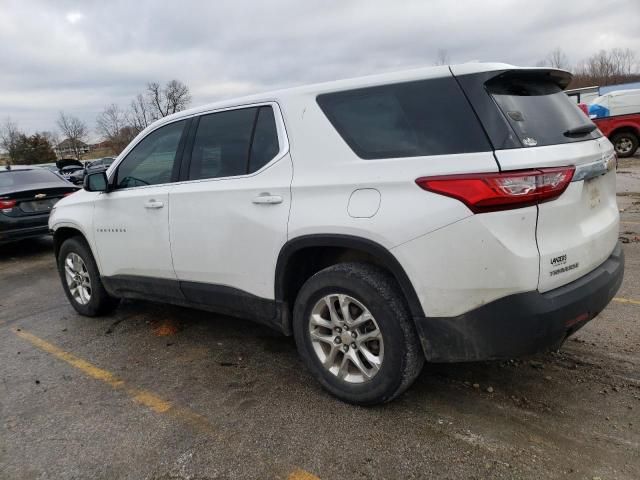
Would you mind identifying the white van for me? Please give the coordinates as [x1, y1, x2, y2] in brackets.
[589, 88, 640, 118]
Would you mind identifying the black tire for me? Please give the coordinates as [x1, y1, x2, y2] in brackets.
[292, 262, 424, 405]
[611, 131, 639, 158]
[57, 236, 119, 316]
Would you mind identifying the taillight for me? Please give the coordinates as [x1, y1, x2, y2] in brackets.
[64, 191, 76, 197]
[416, 167, 575, 213]
[0, 199, 17, 210]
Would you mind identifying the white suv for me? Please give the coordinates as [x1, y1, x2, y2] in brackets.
[50, 63, 624, 405]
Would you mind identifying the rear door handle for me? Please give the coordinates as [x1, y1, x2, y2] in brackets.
[252, 193, 283, 205]
[144, 199, 164, 209]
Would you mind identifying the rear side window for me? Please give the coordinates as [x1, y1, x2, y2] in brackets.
[486, 76, 602, 147]
[316, 78, 491, 159]
[188, 105, 281, 181]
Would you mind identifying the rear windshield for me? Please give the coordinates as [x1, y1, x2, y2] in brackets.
[0, 169, 61, 188]
[317, 77, 491, 159]
[486, 76, 602, 147]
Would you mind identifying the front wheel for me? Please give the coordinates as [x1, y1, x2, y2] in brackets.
[611, 132, 639, 158]
[293, 262, 424, 405]
[57, 237, 119, 316]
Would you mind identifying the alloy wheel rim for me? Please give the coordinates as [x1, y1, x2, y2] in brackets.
[308, 294, 384, 384]
[64, 253, 92, 305]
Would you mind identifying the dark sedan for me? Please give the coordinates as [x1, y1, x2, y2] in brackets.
[0, 166, 79, 243]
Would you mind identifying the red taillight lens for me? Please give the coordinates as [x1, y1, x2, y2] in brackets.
[64, 191, 76, 197]
[416, 167, 575, 213]
[0, 199, 17, 209]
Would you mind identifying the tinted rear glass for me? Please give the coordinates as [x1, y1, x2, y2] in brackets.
[249, 106, 280, 173]
[0, 169, 61, 189]
[486, 76, 602, 147]
[317, 77, 491, 159]
[189, 108, 257, 180]
[188, 106, 281, 181]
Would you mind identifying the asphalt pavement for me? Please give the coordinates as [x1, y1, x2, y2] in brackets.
[1, 155, 639, 480]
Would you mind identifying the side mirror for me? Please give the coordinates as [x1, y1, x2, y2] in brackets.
[84, 171, 109, 192]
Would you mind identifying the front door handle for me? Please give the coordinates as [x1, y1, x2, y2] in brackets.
[252, 193, 283, 205]
[144, 199, 164, 209]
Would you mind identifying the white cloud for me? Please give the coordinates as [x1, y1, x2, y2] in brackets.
[65, 11, 84, 24]
[0, 0, 638, 133]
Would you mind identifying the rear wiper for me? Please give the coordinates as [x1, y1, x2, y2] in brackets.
[564, 124, 597, 137]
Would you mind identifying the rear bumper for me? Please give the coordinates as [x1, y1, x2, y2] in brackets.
[0, 214, 51, 243]
[415, 242, 625, 362]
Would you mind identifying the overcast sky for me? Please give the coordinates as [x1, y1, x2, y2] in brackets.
[1, 0, 639, 139]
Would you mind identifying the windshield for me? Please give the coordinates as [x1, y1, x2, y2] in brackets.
[487, 76, 601, 147]
[0, 169, 61, 188]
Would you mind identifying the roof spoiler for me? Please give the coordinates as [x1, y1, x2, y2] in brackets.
[485, 68, 573, 90]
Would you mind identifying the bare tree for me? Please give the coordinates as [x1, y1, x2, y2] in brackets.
[434, 49, 450, 66]
[96, 104, 135, 154]
[0, 117, 22, 163]
[128, 93, 153, 133]
[57, 112, 88, 160]
[39, 130, 59, 149]
[146, 79, 192, 118]
[610, 47, 636, 76]
[546, 47, 570, 70]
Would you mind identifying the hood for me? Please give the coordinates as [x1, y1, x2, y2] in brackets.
[56, 158, 84, 169]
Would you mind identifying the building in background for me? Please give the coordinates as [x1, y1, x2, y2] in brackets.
[54, 138, 90, 159]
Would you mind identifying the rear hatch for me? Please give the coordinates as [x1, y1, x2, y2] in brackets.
[454, 67, 619, 292]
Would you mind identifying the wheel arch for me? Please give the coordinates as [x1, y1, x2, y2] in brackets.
[275, 234, 425, 332]
[53, 226, 89, 259]
[610, 124, 640, 137]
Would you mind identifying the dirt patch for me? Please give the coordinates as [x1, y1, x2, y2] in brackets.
[151, 318, 180, 336]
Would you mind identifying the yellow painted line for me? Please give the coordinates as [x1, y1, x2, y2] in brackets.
[15, 329, 124, 387]
[13, 328, 213, 432]
[613, 297, 640, 306]
[13, 328, 321, 480]
[288, 469, 321, 480]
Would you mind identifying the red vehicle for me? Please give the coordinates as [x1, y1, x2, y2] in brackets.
[592, 113, 640, 158]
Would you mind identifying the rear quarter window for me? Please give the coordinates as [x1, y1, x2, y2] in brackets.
[317, 77, 491, 159]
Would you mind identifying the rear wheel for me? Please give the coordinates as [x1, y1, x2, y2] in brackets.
[293, 262, 424, 405]
[611, 131, 639, 158]
[57, 237, 119, 316]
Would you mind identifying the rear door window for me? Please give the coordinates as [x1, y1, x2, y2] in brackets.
[316, 77, 491, 159]
[486, 76, 602, 147]
[249, 107, 280, 173]
[188, 105, 281, 180]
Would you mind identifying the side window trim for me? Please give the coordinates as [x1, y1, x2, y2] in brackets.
[110, 118, 191, 191]
[179, 101, 288, 185]
[245, 107, 262, 174]
[177, 116, 200, 182]
[170, 117, 194, 183]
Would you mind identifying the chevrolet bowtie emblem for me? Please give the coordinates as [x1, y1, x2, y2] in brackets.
[34, 193, 47, 199]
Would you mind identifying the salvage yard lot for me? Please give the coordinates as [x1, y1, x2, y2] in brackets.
[1, 157, 640, 480]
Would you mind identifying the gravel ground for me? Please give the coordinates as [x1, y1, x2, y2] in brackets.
[1, 155, 639, 480]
